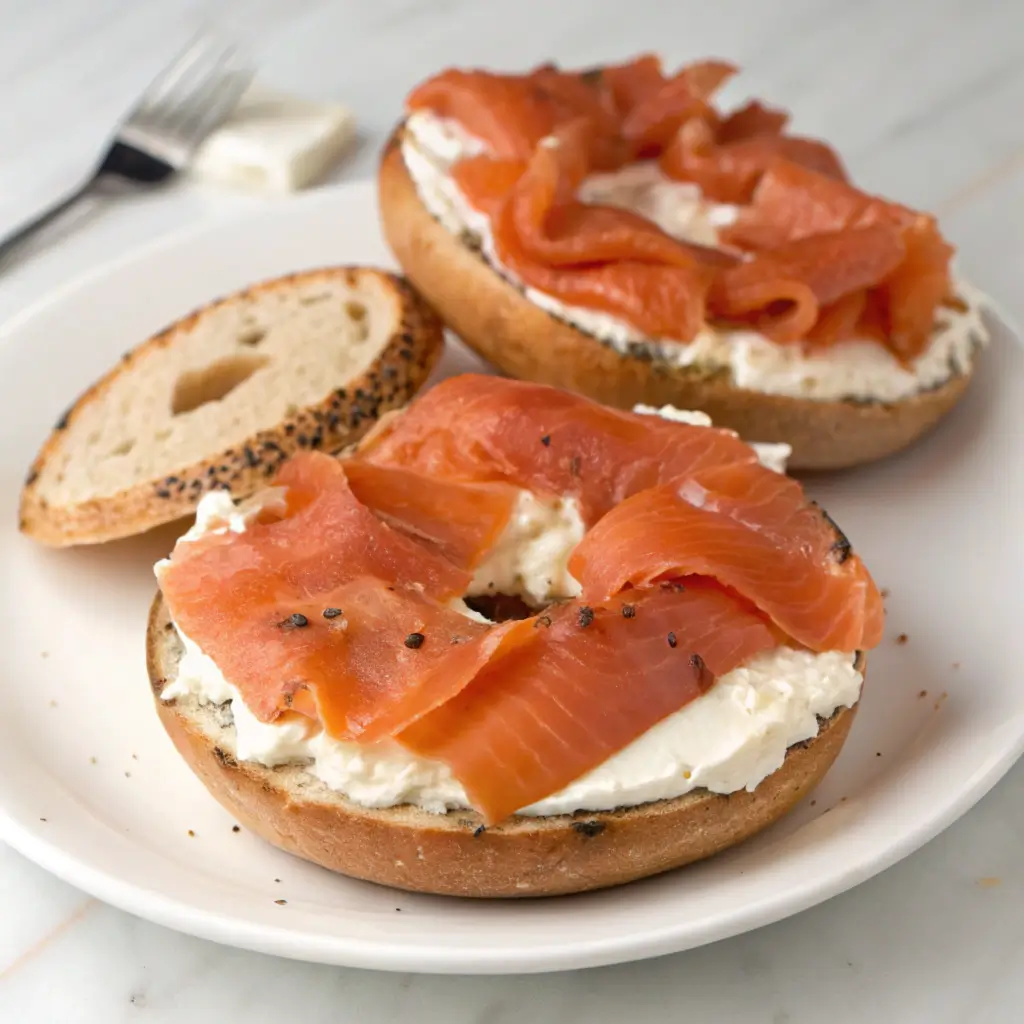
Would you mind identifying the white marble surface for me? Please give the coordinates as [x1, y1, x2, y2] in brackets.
[1, 0, 1023, 1019]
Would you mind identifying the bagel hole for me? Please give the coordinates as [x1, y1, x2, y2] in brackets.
[171, 354, 269, 416]
[462, 594, 536, 623]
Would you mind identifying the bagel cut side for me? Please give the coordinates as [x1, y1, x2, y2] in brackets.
[148, 594, 862, 899]
[378, 133, 974, 472]
[20, 267, 443, 547]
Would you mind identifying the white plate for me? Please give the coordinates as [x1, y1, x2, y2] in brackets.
[0, 181, 1020, 974]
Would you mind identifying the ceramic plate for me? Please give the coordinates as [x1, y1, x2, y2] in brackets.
[0, 182, 1020, 974]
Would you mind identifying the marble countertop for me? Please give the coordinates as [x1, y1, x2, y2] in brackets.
[2, 1, 1023, 1020]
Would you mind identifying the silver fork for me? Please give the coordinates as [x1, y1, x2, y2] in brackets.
[0, 32, 254, 269]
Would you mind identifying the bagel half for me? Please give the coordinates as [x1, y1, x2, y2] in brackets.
[147, 593, 862, 899]
[20, 267, 443, 547]
[378, 133, 973, 472]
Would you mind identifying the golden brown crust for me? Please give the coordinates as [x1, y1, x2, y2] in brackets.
[19, 268, 444, 547]
[147, 594, 861, 898]
[378, 134, 973, 471]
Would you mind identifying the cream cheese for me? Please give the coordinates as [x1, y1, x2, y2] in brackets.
[164, 625, 860, 815]
[468, 490, 585, 605]
[402, 110, 990, 404]
[158, 485, 860, 816]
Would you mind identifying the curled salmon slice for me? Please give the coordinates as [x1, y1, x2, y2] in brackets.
[716, 99, 789, 143]
[661, 116, 847, 204]
[570, 461, 883, 652]
[708, 224, 907, 341]
[620, 60, 736, 155]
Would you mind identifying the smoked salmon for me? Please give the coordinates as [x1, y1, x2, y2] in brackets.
[159, 376, 883, 823]
[406, 55, 955, 359]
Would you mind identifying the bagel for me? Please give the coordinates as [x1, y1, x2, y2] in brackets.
[148, 592, 861, 899]
[149, 375, 879, 898]
[377, 57, 990, 471]
[20, 267, 443, 547]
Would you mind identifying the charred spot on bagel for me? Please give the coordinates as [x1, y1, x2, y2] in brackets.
[212, 746, 237, 769]
[813, 503, 852, 563]
[571, 820, 606, 838]
[473, 824, 487, 837]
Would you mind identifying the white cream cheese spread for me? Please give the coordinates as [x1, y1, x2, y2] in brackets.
[158, 439, 861, 816]
[401, 110, 990, 404]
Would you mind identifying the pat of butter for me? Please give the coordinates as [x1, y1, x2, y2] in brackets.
[191, 82, 356, 193]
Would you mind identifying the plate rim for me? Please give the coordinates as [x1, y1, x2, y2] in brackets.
[0, 178, 1019, 974]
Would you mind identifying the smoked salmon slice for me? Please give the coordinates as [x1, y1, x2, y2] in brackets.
[454, 122, 719, 340]
[343, 460, 519, 572]
[569, 461, 883, 651]
[407, 56, 956, 356]
[398, 584, 777, 823]
[660, 115, 848, 204]
[159, 378, 883, 821]
[722, 159, 953, 357]
[619, 59, 735, 155]
[359, 375, 761, 525]
[707, 224, 907, 342]
[160, 453, 488, 733]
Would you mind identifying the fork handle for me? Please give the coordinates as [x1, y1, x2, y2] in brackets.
[0, 176, 99, 271]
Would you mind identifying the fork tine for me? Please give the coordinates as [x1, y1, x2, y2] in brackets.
[130, 34, 232, 125]
[142, 44, 250, 143]
[130, 31, 222, 114]
[174, 67, 255, 149]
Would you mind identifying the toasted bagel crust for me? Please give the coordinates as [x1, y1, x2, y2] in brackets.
[378, 134, 972, 471]
[147, 594, 861, 898]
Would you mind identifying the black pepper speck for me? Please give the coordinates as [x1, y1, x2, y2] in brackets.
[323, 607, 343, 619]
[280, 613, 309, 629]
[578, 606, 595, 628]
[621, 604, 636, 619]
[667, 632, 678, 649]
[404, 632, 425, 649]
